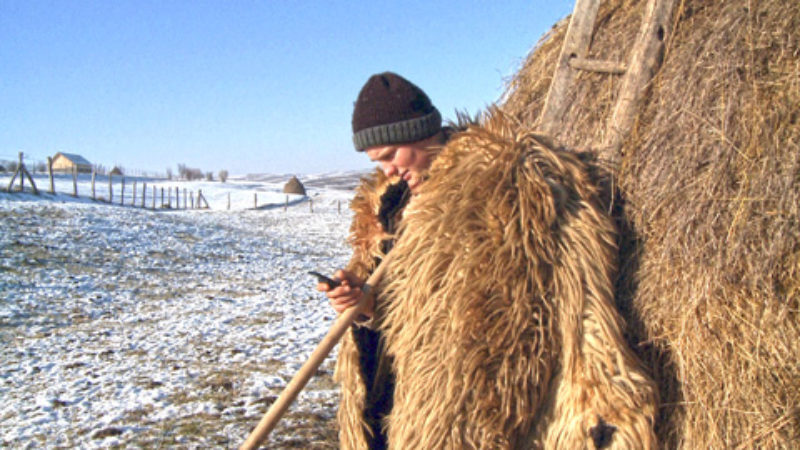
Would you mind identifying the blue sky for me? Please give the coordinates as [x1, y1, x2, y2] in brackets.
[1, 1, 572, 176]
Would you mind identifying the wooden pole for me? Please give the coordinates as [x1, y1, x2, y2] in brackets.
[602, 0, 678, 162]
[20, 160, 39, 195]
[240, 256, 393, 450]
[338, 200, 341, 215]
[227, 192, 231, 210]
[184, 188, 187, 209]
[568, 57, 626, 74]
[142, 182, 147, 208]
[309, 198, 313, 213]
[538, 0, 601, 136]
[176, 186, 180, 209]
[132, 180, 137, 206]
[120, 177, 125, 205]
[152, 185, 156, 209]
[47, 157, 55, 194]
[108, 173, 113, 203]
[72, 167, 78, 197]
[7, 159, 20, 192]
[198, 189, 208, 209]
[161, 187, 165, 208]
[254, 192, 258, 209]
[92, 171, 96, 200]
[284, 195, 288, 212]
[18, 152, 24, 192]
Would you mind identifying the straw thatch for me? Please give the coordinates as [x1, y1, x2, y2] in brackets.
[283, 176, 306, 195]
[502, 0, 799, 448]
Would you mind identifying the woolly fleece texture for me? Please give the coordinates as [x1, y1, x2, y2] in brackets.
[334, 110, 657, 449]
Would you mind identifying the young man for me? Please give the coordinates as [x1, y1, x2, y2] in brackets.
[319, 72, 446, 448]
[323, 72, 446, 320]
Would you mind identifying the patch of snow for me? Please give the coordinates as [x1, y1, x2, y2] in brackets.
[0, 172, 362, 447]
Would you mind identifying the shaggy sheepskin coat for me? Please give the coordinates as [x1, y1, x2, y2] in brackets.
[334, 111, 658, 449]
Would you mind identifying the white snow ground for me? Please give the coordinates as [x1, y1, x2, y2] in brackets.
[0, 172, 368, 448]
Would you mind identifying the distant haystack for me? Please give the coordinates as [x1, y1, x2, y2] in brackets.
[283, 176, 306, 195]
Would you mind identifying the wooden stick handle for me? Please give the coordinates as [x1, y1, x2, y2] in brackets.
[240, 260, 391, 450]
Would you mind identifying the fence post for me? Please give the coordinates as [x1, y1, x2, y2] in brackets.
[309, 198, 313, 213]
[176, 186, 180, 209]
[254, 192, 258, 209]
[92, 171, 96, 200]
[161, 187, 165, 208]
[198, 189, 207, 209]
[142, 182, 146, 208]
[47, 157, 55, 194]
[338, 200, 341, 215]
[132, 181, 137, 206]
[120, 177, 125, 205]
[72, 167, 78, 197]
[227, 192, 230, 210]
[19, 153, 24, 192]
[152, 185, 156, 209]
[108, 173, 113, 203]
[184, 188, 187, 209]
[285, 195, 288, 212]
[7, 152, 38, 194]
[191, 191, 195, 209]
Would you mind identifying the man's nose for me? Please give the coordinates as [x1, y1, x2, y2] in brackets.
[382, 164, 397, 177]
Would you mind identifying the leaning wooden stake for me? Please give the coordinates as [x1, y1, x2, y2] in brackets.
[47, 157, 55, 194]
[8, 152, 39, 194]
[538, 0, 601, 135]
[602, 0, 677, 161]
[240, 257, 393, 450]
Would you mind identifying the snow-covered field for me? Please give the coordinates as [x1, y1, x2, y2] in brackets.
[1, 171, 367, 448]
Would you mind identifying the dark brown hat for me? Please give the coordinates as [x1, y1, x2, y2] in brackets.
[351, 72, 442, 151]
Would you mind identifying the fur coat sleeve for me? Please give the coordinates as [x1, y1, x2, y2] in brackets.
[334, 110, 658, 449]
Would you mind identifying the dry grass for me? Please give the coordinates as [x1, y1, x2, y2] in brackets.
[502, 0, 800, 448]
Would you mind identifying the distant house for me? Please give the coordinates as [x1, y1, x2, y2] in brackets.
[52, 152, 92, 173]
[283, 176, 306, 195]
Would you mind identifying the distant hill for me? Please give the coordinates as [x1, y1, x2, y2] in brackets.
[234, 169, 371, 191]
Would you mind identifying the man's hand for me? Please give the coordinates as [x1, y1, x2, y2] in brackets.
[317, 269, 374, 318]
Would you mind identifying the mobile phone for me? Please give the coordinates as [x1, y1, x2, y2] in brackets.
[308, 271, 341, 289]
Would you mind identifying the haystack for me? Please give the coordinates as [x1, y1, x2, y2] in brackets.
[283, 176, 306, 195]
[502, 0, 799, 447]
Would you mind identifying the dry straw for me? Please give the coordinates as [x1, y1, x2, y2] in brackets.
[503, 0, 799, 448]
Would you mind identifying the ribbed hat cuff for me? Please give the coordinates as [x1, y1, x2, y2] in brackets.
[353, 109, 441, 151]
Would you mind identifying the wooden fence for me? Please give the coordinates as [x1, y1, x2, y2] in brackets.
[4, 152, 346, 214]
[4, 152, 209, 210]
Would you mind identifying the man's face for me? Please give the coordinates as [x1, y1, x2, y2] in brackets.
[365, 134, 440, 194]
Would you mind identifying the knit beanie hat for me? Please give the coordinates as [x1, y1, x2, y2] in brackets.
[352, 72, 442, 151]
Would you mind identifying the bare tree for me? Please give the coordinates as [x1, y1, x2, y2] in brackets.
[205, 171, 214, 181]
[218, 170, 228, 183]
[166, 167, 173, 180]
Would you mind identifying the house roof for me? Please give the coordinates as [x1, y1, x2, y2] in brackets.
[54, 152, 92, 166]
